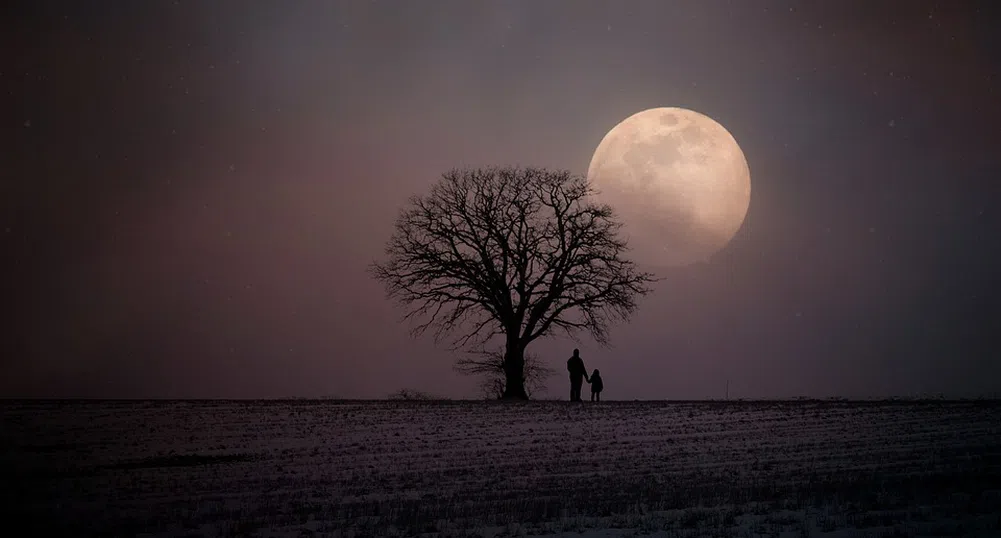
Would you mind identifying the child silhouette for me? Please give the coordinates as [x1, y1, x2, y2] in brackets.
[589, 369, 603, 401]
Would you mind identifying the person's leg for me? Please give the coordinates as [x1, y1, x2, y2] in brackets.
[596, 392, 600, 402]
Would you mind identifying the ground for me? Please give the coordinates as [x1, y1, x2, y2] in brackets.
[3, 400, 1000, 537]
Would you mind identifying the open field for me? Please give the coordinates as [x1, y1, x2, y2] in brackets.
[3, 400, 1001, 537]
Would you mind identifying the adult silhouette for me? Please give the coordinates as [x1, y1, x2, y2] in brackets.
[566, 348, 590, 401]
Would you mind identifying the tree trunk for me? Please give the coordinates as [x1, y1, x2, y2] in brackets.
[500, 341, 529, 400]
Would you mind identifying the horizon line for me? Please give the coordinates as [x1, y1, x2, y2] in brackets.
[2, 397, 999, 404]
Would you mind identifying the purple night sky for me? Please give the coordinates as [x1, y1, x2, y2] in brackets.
[4, 1, 1001, 399]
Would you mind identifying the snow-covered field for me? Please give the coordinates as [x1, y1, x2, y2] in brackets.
[3, 400, 1000, 537]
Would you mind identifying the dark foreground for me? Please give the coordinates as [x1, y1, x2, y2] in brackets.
[2, 400, 1000, 537]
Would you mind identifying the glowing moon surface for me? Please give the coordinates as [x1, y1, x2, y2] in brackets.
[587, 107, 751, 268]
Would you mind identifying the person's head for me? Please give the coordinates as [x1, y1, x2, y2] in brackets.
[572, 348, 579, 357]
[593, 369, 600, 376]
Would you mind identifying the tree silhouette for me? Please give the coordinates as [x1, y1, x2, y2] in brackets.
[370, 166, 655, 400]
[455, 348, 555, 399]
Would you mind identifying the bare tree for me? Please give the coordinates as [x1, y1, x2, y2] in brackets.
[455, 348, 555, 399]
[370, 166, 656, 400]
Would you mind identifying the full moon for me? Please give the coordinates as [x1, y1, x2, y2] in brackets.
[586, 107, 751, 268]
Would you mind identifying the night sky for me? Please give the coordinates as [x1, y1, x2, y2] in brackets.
[5, 1, 1001, 399]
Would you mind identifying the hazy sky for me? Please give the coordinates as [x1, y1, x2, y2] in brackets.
[5, 1, 1001, 399]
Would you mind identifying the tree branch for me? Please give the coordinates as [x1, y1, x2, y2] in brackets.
[369, 166, 656, 356]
